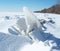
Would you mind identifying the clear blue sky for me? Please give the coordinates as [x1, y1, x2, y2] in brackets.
[0, 0, 56, 12]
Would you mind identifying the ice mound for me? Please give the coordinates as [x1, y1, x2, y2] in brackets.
[0, 32, 32, 51]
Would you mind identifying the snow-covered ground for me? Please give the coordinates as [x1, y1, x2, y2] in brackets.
[35, 13, 60, 38]
[0, 7, 60, 51]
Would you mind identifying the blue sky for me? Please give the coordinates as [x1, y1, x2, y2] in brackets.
[0, 0, 56, 12]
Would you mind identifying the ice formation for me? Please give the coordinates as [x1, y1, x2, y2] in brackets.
[0, 7, 60, 51]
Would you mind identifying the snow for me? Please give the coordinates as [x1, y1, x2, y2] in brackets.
[20, 41, 51, 51]
[34, 13, 60, 38]
[0, 32, 32, 51]
[0, 7, 60, 51]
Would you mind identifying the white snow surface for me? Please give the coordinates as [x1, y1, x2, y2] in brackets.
[0, 8, 60, 51]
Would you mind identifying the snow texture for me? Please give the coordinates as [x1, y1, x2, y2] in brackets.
[0, 7, 60, 51]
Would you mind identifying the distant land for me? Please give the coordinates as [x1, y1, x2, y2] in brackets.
[34, 4, 60, 14]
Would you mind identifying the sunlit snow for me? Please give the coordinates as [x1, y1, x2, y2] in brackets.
[0, 7, 60, 51]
